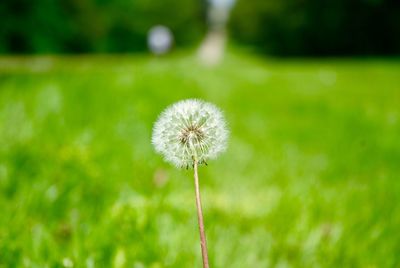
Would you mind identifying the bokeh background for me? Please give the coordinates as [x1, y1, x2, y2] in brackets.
[1, 0, 400, 55]
[1, 0, 400, 267]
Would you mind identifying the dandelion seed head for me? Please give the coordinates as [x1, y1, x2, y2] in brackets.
[152, 99, 228, 168]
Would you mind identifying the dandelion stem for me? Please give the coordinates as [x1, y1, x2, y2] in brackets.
[193, 160, 210, 268]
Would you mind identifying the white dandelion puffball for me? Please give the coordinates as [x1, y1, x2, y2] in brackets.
[152, 99, 229, 168]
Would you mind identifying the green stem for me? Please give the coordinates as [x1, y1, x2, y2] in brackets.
[193, 160, 210, 268]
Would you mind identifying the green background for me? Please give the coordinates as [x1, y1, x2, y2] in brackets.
[1, 0, 399, 55]
[1, 51, 399, 267]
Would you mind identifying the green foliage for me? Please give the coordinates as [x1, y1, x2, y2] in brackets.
[230, 0, 400, 56]
[2, 0, 399, 55]
[0, 52, 400, 267]
[0, 0, 204, 53]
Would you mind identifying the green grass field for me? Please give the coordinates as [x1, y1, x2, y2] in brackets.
[0, 51, 399, 267]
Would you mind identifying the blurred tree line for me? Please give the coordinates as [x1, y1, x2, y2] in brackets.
[0, 0, 205, 53]
[230, 0, 400, 56]
[1, 0, 399, 55]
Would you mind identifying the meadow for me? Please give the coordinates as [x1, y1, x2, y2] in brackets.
[0, 51, 399, 267]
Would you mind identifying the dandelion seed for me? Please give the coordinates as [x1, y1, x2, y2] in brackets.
[152, 99, 228, 168]
[152, 99, 229, 268]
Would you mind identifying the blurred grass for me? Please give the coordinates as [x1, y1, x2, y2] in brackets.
[0, 51, 399, 267]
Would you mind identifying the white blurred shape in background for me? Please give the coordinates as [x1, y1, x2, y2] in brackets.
[198, 0, 236, 66]
[147, 25, 173, 55]
[207, 0, 236, 29]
